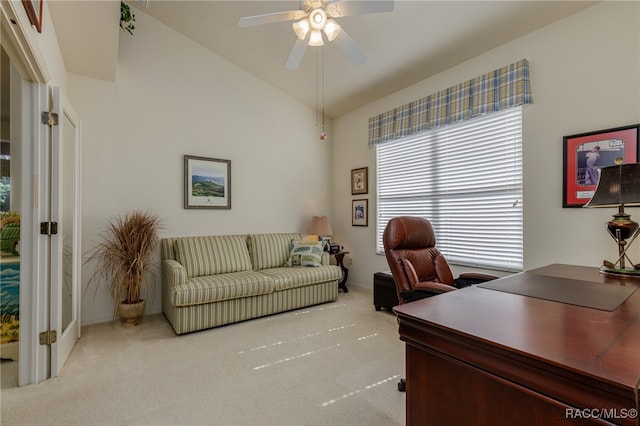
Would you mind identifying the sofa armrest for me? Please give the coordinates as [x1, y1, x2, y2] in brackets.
[321, 252, 330, 266]
[161, 259, 188, 318]
[162, 259, 188, 288]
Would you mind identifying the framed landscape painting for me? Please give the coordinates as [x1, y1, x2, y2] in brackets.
[184, 155, 231, 209]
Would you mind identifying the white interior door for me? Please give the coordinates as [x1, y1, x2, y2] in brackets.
[49, 87, 81, 376]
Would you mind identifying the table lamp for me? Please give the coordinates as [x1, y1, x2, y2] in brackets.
[584, 163, 640, 276]
[307, 216, 332, 249]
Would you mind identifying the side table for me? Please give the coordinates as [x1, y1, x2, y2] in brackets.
[332, 251, 349, 293]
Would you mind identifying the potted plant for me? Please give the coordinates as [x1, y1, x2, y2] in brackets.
[120, 1, 136, 35]
[87, 210, 162, 326]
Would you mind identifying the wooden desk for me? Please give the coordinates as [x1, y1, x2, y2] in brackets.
[393, 264, 640, 425]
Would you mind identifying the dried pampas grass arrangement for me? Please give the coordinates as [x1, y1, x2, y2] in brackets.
[87, 210, 163, 319]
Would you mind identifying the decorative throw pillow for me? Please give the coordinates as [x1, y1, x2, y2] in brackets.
[286, 240, 324, 267]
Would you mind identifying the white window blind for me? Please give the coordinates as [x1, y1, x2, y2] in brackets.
[376, 107, 523, 272]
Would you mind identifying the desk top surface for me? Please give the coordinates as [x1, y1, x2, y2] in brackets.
[393, 264, 640, 390]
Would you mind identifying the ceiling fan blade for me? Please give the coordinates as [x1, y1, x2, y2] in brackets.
[286, 38, 308, 70]
[326, 0, 394, 18]
[239, 10, 307, 28]
[333, 29, 367, 66]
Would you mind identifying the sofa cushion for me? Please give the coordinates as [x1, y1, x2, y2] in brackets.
[171, 270, 274, 306]
[161, 238, 178, 261]
[286, 240, 324, 267]
[248, 233, 301, 270]
[174, 235, 252, 278]
[258, 265, 341, 291]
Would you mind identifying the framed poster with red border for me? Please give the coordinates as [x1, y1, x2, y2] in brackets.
[22, 0, 43, 33]
[563, 124, 639, 207]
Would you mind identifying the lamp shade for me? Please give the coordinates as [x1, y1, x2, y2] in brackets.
[323, 19, 341, 41]
[585, 163, 640, 208]
[308, 216, 332, 236]
[293, 19, 310, 40]
[308, 30, 324, 46]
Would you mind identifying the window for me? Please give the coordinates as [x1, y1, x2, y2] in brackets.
[376, 107, 523, 272]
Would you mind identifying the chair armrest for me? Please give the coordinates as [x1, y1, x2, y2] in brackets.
[400, 281, 456, 303]
[455, 273, 499, 288]
[162, 259, 188, 288]
[413, 281, 457, 293]
[459, 273, 499, 281]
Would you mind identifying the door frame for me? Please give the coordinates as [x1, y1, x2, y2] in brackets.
[2, 1, 52, 385]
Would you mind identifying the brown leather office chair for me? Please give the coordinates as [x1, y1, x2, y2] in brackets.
[383, 216, 497, 391]
[383, 216, 497, 304]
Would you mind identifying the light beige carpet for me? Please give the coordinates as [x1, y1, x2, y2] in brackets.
[1, 286, 405, 425]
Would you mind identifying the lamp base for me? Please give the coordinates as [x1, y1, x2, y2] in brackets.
[599, 264, 640, 278]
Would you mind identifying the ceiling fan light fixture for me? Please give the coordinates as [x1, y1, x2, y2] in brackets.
[293, 19, 310, 40]
[309, 8, 327, 31]
[239, 0, 395, 69]
[309, 30, 324, 46]
[323, 19, 341, 41]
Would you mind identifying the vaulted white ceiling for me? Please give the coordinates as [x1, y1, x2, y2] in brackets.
[50, 1, 598, 118]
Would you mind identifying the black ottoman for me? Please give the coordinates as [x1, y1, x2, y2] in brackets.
[373, 271, 399, 311]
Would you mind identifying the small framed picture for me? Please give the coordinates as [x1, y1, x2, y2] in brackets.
[319, 237, 331, 251]
[184, 155, 231, 209]
[351, 167, 368, 195]
[352, 199, 368, 226]
[562, 124, 639, 207]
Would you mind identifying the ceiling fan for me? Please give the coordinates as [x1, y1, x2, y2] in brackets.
[239, 0, 395, 70]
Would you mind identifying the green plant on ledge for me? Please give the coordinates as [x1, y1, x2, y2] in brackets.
[120, 1, 135, 35]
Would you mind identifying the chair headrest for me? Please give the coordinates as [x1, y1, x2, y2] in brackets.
[383, 216, 436, 251]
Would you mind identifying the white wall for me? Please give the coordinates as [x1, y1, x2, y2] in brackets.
[67, 11, 334, 324]
[332, 2, 640, 289]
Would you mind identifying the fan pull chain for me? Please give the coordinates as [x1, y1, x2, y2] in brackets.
[315, 47, 320, 127]
[319, 47, 327, 140]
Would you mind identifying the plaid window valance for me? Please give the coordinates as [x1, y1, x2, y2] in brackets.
[368, 59, 533, 145]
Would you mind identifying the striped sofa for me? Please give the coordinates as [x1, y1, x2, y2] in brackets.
[161, 233, 341, 334]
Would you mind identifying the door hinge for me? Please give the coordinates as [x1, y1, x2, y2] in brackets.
[41, 111, 59, 126]
[39, 330, 57, 345]
[40, 222, 58, 235]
